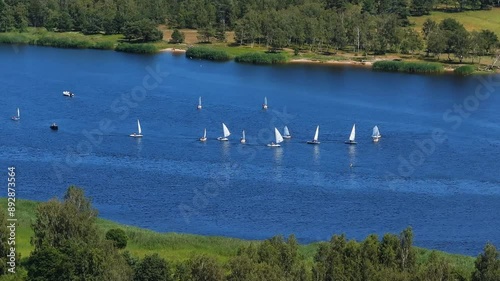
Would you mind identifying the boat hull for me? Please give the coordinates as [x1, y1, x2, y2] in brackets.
[307, 141, 320, 145]
[129, 134, 143, 138]
[217, 137, 229, 141]
[267, 143, 281, 147]
[283, 135, 291, 139]
[372, 137, 380, 142]
[240, 139, 246, 144]
[11, 117, 20, 121]
[199, 137, 207, 142]
[345, 140, 357, 144]
[50, 126, 58, 131]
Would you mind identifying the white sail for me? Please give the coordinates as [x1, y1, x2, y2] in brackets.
[137, 119, 142, 134]
[203, 128, 207, 138]
[349, 124, 356, 141]
[199, 97, 202, 106]
[372, 126, 380, 137]
[222, 123, 231, 137]
[264, 97, 268, 105]
[242, 130, 246, 139]
[313, 125, 319, 141]
[284, 126, 290, 136]
[17, 108, 20, 118]
[275, 128, 284, 144]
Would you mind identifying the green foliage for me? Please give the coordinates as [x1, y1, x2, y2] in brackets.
[134, 253, 172, 281]
[115, 43, 158, 54]
[472, 243, 500, 281]
[170, 29, 184, 44]
[186, 46, 231, 61]
[455, 65, 476, 75]
[235, 52, 288, 64]
[106, 229, 128, 249]
[123, 19, 163, 43]
[188, 255, 225, 281]
[0, 32, 30, 44]
[373, 60, 445, 73]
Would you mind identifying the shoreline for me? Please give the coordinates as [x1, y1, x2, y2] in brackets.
[159, 47, 187, 53]
[289, 58, 374, 67]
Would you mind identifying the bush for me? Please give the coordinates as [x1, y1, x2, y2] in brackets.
[454, 65, 475, 75]
[106, 228, 128, 249]
[186, 46, 230, 61]
[373, 60, 444, 73]
[235, 52, 288, 65]
[134, 253, 173, 281]
[170, 29, 185, 43]
[115, 43, 158, 54]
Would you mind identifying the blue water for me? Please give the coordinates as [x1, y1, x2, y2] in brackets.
[1, 45, 500, 256]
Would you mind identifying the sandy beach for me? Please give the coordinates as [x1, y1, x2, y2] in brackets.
[159, 47, 187, 53]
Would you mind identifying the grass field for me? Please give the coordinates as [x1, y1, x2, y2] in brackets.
[410, 7, 500, 36]
[0, 197, 476, 275]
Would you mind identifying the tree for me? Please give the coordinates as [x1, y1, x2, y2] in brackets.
[134, 253, 172, 281]
[400, 28, 423, 54]
[422, 18, 437, 40]
[197, 26, 215, 43]
[170, 28, 185, 43]
[123, 19, 163, 42]
[472, 243, 500, 281]
[411, 0, 435, 16]
[106, 228, 128, 249]
[188, 255, 225, 281]
[427, 28, 446, 58]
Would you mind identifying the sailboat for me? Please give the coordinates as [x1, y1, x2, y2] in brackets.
[283, 126, 291, 139]
[262, 97, 268, 110]
[129, 119, 143, 137]
[307, 125, 320, 144]
[240, 130, 246, 144]
[197, 97, 202, 110]
[217, 123, 231, 141]
[345, 124, 357, 144]
[200, 128, 207, 142]
[267, 128, 284, 147]
[372, 126, 381, 142]
[11, 108, 20, 121]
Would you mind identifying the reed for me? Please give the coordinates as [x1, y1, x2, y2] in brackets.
[373, 60, 445, 73]
[235, 52, 288, 64]
[185, 46, 231, 61]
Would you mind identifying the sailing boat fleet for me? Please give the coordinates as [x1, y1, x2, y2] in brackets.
[8, 96, 382, 145]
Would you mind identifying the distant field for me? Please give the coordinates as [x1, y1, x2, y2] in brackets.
[159, 25, 235, 45]
[410, 8, 500, 36]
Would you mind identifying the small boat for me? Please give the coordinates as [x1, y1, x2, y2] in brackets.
[240, 130, 246, 144]
[63, 91, 75, 97]
[217, 123, 231, 141]
[283, 126, 291, 139]
[307, 125, 320, 144]
[197, 97, 202, 110]
[50, 123, 58, 130]
[372, 126, 381, 142]
[129, 119, 143, 138]
[267, 128, 284, 147]
[200, 128, 207, 142]
[262, 97, 268, 110]
[345, 124, 357, 144]
[11, 108, 20, 121]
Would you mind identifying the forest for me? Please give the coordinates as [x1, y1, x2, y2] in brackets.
[0, 0, 499, 64]
[0, 186, 499, 281]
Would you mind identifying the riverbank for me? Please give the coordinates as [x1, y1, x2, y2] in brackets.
[1, 28, 498, 74]
[2, 197, 476, 273]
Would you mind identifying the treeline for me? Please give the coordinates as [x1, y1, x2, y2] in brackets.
[1, 186, 500, 281]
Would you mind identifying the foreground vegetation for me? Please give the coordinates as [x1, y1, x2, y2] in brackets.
[1, 187, 499, 281]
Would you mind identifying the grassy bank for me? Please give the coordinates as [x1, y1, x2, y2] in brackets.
[0, 198, 476, 274]
[235, 52, 288, 64]
[373, 60, 445, 73]
[0, 28, 167, 54]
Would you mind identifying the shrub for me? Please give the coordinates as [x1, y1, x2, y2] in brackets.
[115, 43, 158, 54]
[373, 61, 444, 73]
[235, 52, 288, 65]
[34, 36, 93, 49]
[0, 33, 31, 44]
[454, 65, 475, 75]
[106, 228, 128, 249]
[185, 46, 230, 61]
